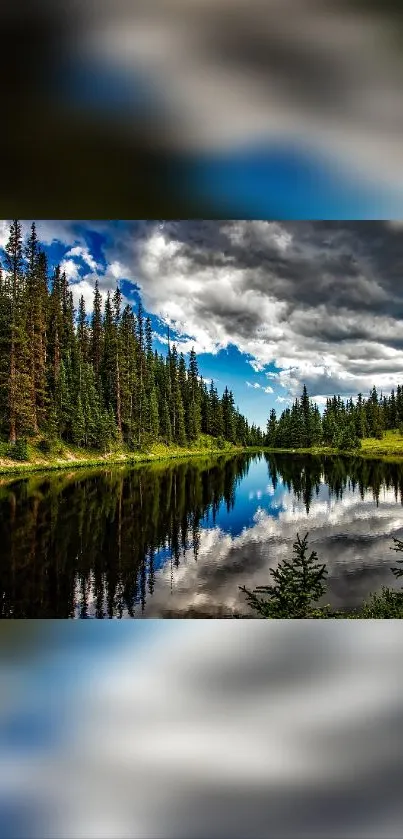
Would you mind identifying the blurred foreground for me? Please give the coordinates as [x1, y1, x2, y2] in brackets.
[2, 0, 403, 216]
[1, 621, 403, 838]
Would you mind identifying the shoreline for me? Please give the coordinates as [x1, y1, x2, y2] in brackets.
[0, 442, 244, 478]
[2, 437, 403, 478]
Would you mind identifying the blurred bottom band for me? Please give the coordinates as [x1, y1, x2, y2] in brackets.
[1, 621, 403, 839]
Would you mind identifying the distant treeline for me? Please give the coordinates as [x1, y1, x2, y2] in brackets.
[0, 220, 264, 450]
[266, 384, 403, 449]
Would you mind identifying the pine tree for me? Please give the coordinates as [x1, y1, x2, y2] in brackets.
[113, 286, 122, 435]
[72, 395, 86, 446]
[240, 532, 329, 618]
[4, 220, 34, 442]
[77, 295, 89, 362]
[0, 262, 11, 437]
[266, 408, 277, 446]
[224, 387, 236, 442]
[25, 221, 40, 432]
[47, 265, 63, 395]
[0, 221, 254, 456]
[160, 397, 172, 444]
[119, 305, 137, 444]
[187, 348, 201, 440]
[91, 280, 103, 380]
[300, 384, 312, 446]
[149, 387, 160, 440]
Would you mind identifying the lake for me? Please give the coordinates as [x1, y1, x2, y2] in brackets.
[1, 451, 403, 618]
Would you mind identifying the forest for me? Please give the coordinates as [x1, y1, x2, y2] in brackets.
[2, 219, 403, 464]
[0, 220, 264, 456]
[266, 383, 403, 450]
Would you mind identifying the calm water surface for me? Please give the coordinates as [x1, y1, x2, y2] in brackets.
[1, 452, 403, 617]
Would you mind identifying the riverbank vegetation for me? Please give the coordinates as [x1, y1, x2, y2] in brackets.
[0, 220, 264, 469]
[0, 433, 240, 475]
[265, 383, 403, 453]
[241, 532, 403, 618]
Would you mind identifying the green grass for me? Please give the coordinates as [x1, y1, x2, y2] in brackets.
[4, 428, 403, 478]
[261, 430, 403, 462]
[0, 433, 241, 476]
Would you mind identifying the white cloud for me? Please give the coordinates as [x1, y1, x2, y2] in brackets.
[69, 280, 109, 314]
[109, 260, 131, 280]
[65, 246, 100, 273]
[60, 259, 81, 282]
[246, 381, 274, 394]
[0, 220, 9, 249]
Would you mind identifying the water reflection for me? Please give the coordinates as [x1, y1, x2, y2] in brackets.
[1, 452, 403, 617]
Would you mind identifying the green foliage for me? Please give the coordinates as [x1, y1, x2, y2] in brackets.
[38, 437, 52, 454]
[333, 422, 361, 451]
[37, 437, 63, 456]
[359, 587, 403, 618]
[268, 382, 403, 453]
[241, 525, 403, 619]
[0, 220, 257, 459]
[390, 536, 403, 582]
[240, 532, 329, 618]
[8, 437, 29, 461]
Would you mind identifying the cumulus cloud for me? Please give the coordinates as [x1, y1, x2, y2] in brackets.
[5, 218, 403, 405]
[64, 245, 100, 273]
[100, 220, 403, 402]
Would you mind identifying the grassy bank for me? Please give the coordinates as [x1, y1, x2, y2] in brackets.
[0, 434, 242, 477]
[4, 428, 403, 477]
[261, 429, 403, 462]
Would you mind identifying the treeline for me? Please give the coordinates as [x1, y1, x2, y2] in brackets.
[0, 220, 263, 451]
[266, 384, 403, 450]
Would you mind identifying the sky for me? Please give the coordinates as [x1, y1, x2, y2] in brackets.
[2, 219, 403, 430]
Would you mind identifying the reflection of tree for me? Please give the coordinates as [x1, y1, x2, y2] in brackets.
[264, 453, 403, 514]
[0, 454, 253, 618]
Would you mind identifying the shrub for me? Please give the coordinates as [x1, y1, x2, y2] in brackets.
[127, 437, 141, 453]
[38, 438, 52, 454]
[240, 531, 403, 619]
[8, 437, 29, 462]
[359, 587, 403, 618]
[240, 532, 330, 618]
[216, 436, 226, 450]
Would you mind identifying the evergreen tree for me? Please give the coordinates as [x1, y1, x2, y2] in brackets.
[240, 532, 329, 618]
[4, 220, 34, 442]
[187, 348, 201, 440]
[91, 280, 103, 380]
[77, 295, 89, 362]
[72, 395, 86, 446]
[266, 408, 277, 446]
[0, 220, 254, 455]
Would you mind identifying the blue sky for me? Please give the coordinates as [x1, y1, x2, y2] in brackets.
[2, 219, 403, 430]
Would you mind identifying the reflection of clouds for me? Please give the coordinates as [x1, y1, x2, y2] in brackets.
[140, 483, 403, 616]
[3, 622, 403, 838]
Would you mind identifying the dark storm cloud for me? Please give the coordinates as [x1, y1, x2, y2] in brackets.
[101, 219, 403, 400]
[167, 220, 402, 316]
